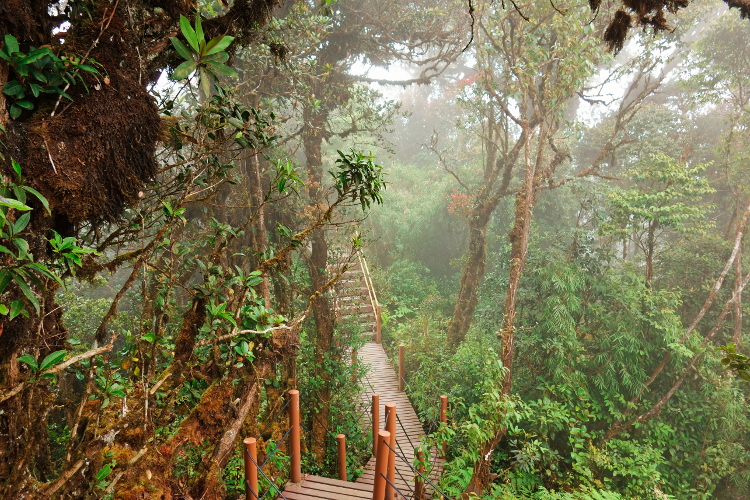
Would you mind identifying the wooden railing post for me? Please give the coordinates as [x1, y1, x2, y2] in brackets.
[440, 395, 448, 458]
[385, 403, 397, 500]
[337, 434, 347, 481]
[243, 437, 258, 500]
[414, 449, 425, 500]
[372, 430, 391, 500]
[376, 305, 382, 343]
[372, 394, 380, 456]
[289, 390, 302, 483]
[398, 345, 405, 391]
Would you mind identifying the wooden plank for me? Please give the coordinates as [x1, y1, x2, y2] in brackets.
[286, 481, 371, 499]
[303, 475, 373, 492]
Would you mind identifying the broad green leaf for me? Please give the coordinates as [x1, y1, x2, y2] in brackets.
[0, 304, 8, 315]
[3, 80, 25, 98]
[13, 238, 29, 258]
[19, 48, 53, 65]
[4, 34, 19, 55]
[77, 64, 99, 74]
[203, 51, 229, 64]
[17, 353, 38, 372]
[226, 117, 245, 129]
[170, 37, 194, 61]
[15, 100, 33, 110]
[96, 463, 113, 482]
[27, 262, 63, 286]
[142, 332, 155, 343]
[14, 275, 39, 314]
[40, 350, 67, 372]
[29, 68, 47, 83]
[13, 212, 30, 234]
[11, 158, 21, 183]
[205, 60, 237, 79]
[9, 299, 24, 319]
[199, 68, 211, 98]
[171, 60, 196, 81]
[205, 36, 235, 56]
[9, 104, 21, 120]
[194, 15, 204, 52]
[0, 271, 11, 293]
[0, 196, 31, 211]
[21, 186, 50, 214]
[179, 15, 199, 52]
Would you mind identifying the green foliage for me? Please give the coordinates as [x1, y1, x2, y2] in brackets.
[0, 161, 91, 318]
[717, 343, 750, 382]
[169, 14, 237, 97]
[330, 149, 386, 210]
[0, 34, 102, 119]
[602, 153, 715, 238]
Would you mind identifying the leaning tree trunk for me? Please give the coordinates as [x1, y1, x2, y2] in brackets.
[446, 204, 493, 349]
[464, 127, 538, 497]
[733, 247, 743, 346]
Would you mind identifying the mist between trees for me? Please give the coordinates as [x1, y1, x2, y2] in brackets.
[0, 0, 749, 499]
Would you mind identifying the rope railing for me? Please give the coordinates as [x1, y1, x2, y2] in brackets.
[379, 439, 452, 500]
[258, 398, 291, 438]
[396, 412, 417, 451]
[260, 425, 294, 468]
[380, 471, 412, 500]
[244, 447, 290, 500]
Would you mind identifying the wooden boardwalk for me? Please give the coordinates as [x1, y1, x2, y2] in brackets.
[281, 341, 444, 500]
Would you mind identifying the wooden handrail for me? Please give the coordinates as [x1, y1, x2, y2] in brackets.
[358, 252, 383, 343]
[358, 252, 379, 309]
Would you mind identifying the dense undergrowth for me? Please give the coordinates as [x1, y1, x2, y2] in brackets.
[373, 185, 750, 499]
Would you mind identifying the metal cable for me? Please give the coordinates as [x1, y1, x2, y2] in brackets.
[396, 413, 417, 451]
[299, 422, 327, 452]
[258, 455, 292, 500]
[310, 409, 337, 442]
[245, 481, 260, 500]
[260, 425, 293, 468]
[258, 398, 291, 438]
[244, 448, 289, 500]
[380, 440, 451, 500]
[380, 472, 412, 500]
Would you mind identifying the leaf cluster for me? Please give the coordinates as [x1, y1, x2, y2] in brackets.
[0, 34, 102, 119]
[170, 15, 237, 98]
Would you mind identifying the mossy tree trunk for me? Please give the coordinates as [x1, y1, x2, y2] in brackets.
[304, 94, 336, 462]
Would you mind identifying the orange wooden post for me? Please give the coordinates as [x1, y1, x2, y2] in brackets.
[376, 305, 382, 343]
[337, 434, 347, 481]
[289, 390, 302, 483]
[243, 437, 258, 500]
[372, 430, 391, 500]
[385, 403, 397, 500]
[372, 393, 380, 455]
[414, 449, 425, 500]
[398, 344, 405, 391]
[440, 395, 448, 458]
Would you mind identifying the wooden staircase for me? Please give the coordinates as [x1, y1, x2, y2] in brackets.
[278, 255, 445, 500]
[334, 256, 381, 343]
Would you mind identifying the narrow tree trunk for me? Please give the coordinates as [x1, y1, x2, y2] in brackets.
[446, 205, 492, 348]
[304, 100, 335, 462]
[247, 153, 272, 306]
[465, 128, 538, 497]
[733, 246, 743, 347]
[645, 221, 657, 285]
